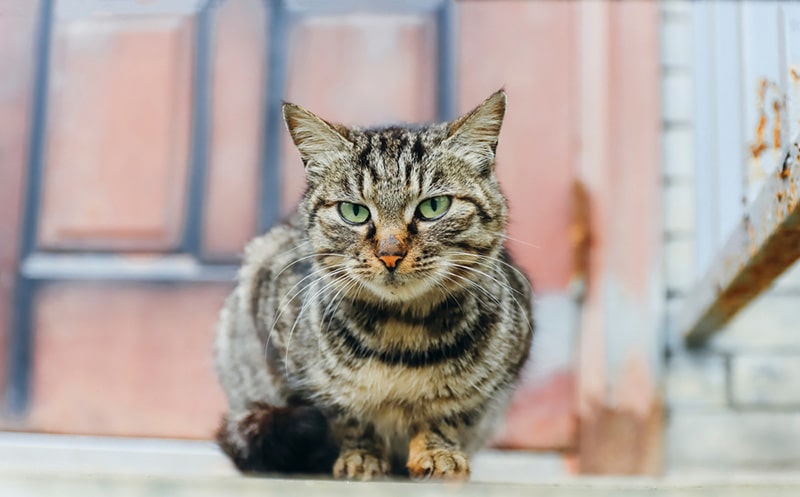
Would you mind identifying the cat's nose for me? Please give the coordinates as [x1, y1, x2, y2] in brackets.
[377, 235, 406, 271]
[378, 254, 404, 271]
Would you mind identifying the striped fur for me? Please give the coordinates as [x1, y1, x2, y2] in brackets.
[214, 90, 534, 480]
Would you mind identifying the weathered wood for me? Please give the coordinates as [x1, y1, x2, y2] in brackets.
[680, 140, 800, 347]
[575, 0, 663, 475]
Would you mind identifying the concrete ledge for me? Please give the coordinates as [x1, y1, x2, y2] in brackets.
[4, 468, 800, 497]
[2, 433, 800, 496]
[0, 432, 567, 481]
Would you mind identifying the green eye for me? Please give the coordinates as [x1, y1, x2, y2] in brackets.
[338, 202, 370, 224]
[417, 196, 451, 220]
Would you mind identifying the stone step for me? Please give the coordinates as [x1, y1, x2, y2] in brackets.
[1, 433, 800, 496]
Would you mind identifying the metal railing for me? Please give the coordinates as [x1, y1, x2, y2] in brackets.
[680, 2, 800, 346]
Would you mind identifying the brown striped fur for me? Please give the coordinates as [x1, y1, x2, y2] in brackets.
[214, 90, 534, 480]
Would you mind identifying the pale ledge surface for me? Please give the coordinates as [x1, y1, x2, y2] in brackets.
[1, 433, 799, 496]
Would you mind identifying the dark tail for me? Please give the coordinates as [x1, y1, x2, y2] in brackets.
[216, 402, 338, 475]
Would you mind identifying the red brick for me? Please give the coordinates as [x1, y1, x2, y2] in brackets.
[28, 283, 229, 438]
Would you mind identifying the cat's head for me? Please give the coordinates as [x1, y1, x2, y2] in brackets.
[283, 90, 508, 303]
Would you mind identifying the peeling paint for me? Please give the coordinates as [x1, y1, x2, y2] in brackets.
[682, 140, 800, 347]
[791, 64, 800, 84]
[569, 180, 590, 300]
[749, 79, 788, 185]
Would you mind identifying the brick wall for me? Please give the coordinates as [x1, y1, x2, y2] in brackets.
[660, 0, 800, 473]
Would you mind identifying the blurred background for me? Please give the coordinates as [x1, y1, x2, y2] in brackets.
[0, 0, 799, 482]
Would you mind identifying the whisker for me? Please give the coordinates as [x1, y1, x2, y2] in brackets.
[432, 278, 465, 316]
[267, 239, 312, 262]
[283, 273, 349, 372]
[321, 276, 360, 338]
[263, 265, 349, 363]
[447, 251, 533, 292]
[274, 263, 348, 315]
[268, 264, 348, 335]
[444, 262, 532, 332]
[444, 268, 503, 308]
[503, 235, 541, 249]
[439, 271, 495, 347]
[272, 252, 351, 282]
[448, 262, 526, 298]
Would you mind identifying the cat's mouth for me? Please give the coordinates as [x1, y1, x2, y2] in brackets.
[376, 269, 408, 289]
[359, 266, 443, 302]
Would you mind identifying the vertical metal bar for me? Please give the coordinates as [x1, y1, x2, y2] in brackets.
[779, 4, 800, 141]
[435, 0, 456, 121]
[181, 1, 214, 258]
[712, 2, 745, 244]
[258, 0, 290, 233]
[5, 279, 37, 418]
[691, 1, 717, 281]
[4, 0, 54, 417]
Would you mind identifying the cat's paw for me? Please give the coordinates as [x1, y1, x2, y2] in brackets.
[407, 448, 470, 480]
[332, 449, 390, 481]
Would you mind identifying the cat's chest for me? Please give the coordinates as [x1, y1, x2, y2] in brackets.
[324, 358, 460, 417]
[313, 312, 469, 413]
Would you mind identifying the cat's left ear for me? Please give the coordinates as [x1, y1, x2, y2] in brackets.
[282, 102, 353, 170]
[443, 89, 506, 173]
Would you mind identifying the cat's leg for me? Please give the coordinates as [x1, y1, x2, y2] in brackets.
[330, 417, 390, 480]
[406, 422, 470, 480]
[216, 402, 337, 475]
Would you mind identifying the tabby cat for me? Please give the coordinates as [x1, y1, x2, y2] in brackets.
[214, 90, 533, 480]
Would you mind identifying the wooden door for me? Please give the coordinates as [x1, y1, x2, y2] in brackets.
[1, 0, 662, 472]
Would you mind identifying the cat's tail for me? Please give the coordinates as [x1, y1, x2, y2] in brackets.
[216, 402, 338, 475]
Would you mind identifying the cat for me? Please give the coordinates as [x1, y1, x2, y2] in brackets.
[214, 89, 533, 480]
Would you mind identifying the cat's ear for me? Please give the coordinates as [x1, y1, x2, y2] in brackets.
[443, 89, 506, 172]
[282, 102, 353, 167]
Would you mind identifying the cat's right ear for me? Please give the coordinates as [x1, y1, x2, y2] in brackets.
[282, 103, 353, 168]
[443, 90, 506, 174]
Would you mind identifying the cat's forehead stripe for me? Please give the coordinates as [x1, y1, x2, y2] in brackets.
[347, 127, 429, 202]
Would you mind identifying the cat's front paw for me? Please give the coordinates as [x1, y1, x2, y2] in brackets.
[407, 448, 470, 480]
[332, 449, 390, 481]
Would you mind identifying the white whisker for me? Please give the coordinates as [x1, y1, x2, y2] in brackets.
[444, 261, 532, 332]
[503, 235, 540, 249]
[263, 265, 349, 363]
[272, 251, 350, 282]
[447, 251, 533, 292]
[283, 273, 350, 372]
